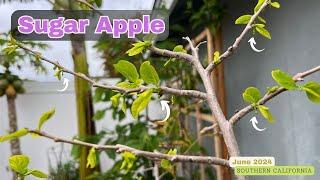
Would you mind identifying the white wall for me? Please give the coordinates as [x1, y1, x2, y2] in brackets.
[222, 0, 320, 179]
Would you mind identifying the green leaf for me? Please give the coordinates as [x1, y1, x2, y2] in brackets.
[160, 149, 177, 171]
[110, 93, 121, 107]
[0, 128, 28, 142]
[131, 89, 153, 119]
[165, 45, 187, 67]
[38, 109, 55, 131]
[116, 81, 139, 89]
[9, 155, 29, 175]
[114, 60, 139, 83]
[270, 1, 280, 8]
[242, 87, 262, 104]
[271, 69, 298, 90]
[160, 159, 171, 170]
[126, 41, 152, 56]
[257, 105, 274, 123]
[28, 170, 48, 178]
[235, 15, 252, 24]
[301, 82, 320, 104]
[254, 24, 265, 28]
[120, 152, 136, 171]
[267, 86, 280, 94]
[213, 51, 220, 64]
[86, 148, 97, 169]
[258, 16, 266, 24]
[93, 87, 105, 102]
[93, 109, 106, 121]
[121, 96, 127, 113]
[167, 148, 177, 155]
[255, 26, 271, 39]
[54, 68, 63, 81]
[140, 61, 160, 85]
[255, 0, 265, 13]
[172, 45, 186, 53]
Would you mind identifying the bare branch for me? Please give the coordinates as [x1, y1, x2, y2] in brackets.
[200, 123, 218, 135]
[206, 0, 270, 73]
[183, 36, 198, 58]
[185, 29, 207, 51]
[148, 46, 194, 63]
[229, 65, 320, 125]
[17, 43, 207, 99]
[28, 129, 230, 167]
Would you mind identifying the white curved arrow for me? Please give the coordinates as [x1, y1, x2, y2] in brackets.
[248, 37, 265, 52]
[57, 78, 69, 92]
[158, 100, 171, 123]
[250, 116, 266, 132]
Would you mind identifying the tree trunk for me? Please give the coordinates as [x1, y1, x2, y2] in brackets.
[212, 27, 233, 180]
[71, 40, 97, 179]
[205, 27, 225, 180]
[6, 94, 21, 180]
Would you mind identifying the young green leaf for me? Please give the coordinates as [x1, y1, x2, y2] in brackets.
[254, 0, 265, 13]
[38, 109, 55, 131]
[121, 96, 127, 113]
[116, 81, 139, 89]
[301, 82, 320, 104]
[257, 105, 274, 123]
[110, 93, 121, 107]
[267, 86, 280, 94]
[213, 51, 220, 64]
[173, 45, 186, 53]
[131, 89, 153, 119]
[255, 26, 271, 39]
[120, 151, 136, 171]
[28, 170, 48, 178]
[242, 87, 262, 104]
[258, 16, 267, 24]
[87, 147, 97, 169]
[160, 149, 177, 171]
[9, 155, 29, 175]
[270, 1, 280, 8]
[0, 128, 28, 142]
[126, 41, 152, 56]
[140, 61, 160, 85]
[235, 15, 252, 24]
[164, 45, 187, 67]
[254, 24, 265, 28]
[93, 109, 106, 121]
[271, 69, 298, 90]
[114, 60, 139, 83]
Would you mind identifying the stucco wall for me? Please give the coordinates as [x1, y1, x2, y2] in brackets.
[222, 0, 320, 179]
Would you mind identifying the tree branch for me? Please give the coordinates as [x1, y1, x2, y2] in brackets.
[185, 29, 207, 51]
[17, 43, 207, 100]
[148, 46, 194, 63]
[28, 129, 230, 167]
[229, 65, 320, 125]
[206, 0, 270, 73]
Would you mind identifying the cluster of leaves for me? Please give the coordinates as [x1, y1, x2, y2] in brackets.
[109, 59, 160, 119]
[235, 0, 281, 39]
[8, 155, 47, 179]
[243, 69, 320, 123]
